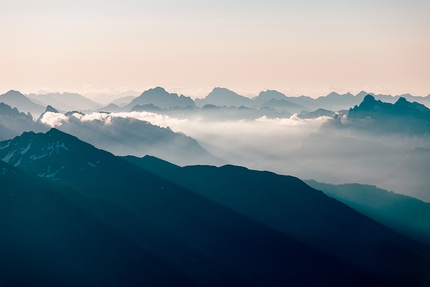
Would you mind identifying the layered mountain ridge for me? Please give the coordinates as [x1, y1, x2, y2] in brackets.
[1, 129, 430, 286]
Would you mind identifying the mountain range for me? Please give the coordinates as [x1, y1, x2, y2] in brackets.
[325, 95, 430, 148]
[125, 87, 196, 110]
[195, 87, 253, 108]
[0, 102, 47, 141]
[0, 98, 223, 166]
[28, 92, 100, 112]
[194, 88, 430, 112]
[1, 129, 430, 286]
[256, 95, 430, 202]
[0, 90, 46, 117]
[38, 109, 224, 166]
[2, 87, 429, 121]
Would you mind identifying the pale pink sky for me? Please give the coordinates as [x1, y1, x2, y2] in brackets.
[1, 0, 429, 99]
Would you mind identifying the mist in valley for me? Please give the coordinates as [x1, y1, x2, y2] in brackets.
[171, 115, 430, 202]
[40, 108, 430, 202]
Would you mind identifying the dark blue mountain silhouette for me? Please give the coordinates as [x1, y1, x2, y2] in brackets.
[305, 180, 430, 246]
[334, 95, 430, 139]
[1, 130, 430, 285]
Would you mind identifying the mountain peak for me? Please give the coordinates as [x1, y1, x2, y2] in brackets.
[254, 90, 287, 103]
[3, 90, 26, 98]
[394, 96, 407, 105]
[127, 87, 195, 109]
[6, 89, 23, 94]
[212, 87, 229, 92]
[326, 91, 341, 97]
[148, 86, 168, 93]
[45, 105, 59, 113]
[363, 94, 376, 102]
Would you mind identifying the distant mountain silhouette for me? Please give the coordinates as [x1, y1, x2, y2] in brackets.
[126, 103, 290, 121]
[90, 90, 140, 106]
[38, 113, 225, 166]
[260, 99, 308, 114]
[354, 91, 430, 107]
[1, 132, 430, 286]
[256, 90, 430, 112]
[96, 103, 126, 113]
[37, 105, 59, 121]
[195, 87, 253, 108]
[306, 180, 430, 246]
[0, 90, 45, 117]
[129, 103, 162, 113]
[28, 92, 100, 111]
[324, 95, 430, 147]
[125, 87, 196, 110]
[194, 88, 430, 112]
[299, 108, 336, 119]
[308, 92, 361, 111]
[349, 95, 430, 120]
[110, 95, 136, 106]
[0, 102, 46, 140]
[253, 90, 288, 105]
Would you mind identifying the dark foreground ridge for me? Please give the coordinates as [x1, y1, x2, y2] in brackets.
[1, 129, 430, 286]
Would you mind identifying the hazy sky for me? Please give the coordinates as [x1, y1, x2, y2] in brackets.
[1, 0, 429, 98]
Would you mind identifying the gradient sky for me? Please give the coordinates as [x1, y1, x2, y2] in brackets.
[1, 0, 429, 98]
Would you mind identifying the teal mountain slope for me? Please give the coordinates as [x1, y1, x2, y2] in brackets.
[305, 180, 430, 246]
[1, 130, 430, 286]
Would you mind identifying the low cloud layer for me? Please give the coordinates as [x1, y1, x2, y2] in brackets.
[40, 110, 429, 202]
[40, 110, 328, 165]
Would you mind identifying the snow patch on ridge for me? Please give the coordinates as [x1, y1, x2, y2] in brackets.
[20, 143, 31, 155]
[2, 151, 16, 163]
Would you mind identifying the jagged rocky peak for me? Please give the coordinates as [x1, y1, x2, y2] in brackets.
[45, 105, 59, 113]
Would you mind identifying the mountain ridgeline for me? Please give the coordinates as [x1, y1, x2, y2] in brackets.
[0, 102, 47, 141]
[125, 86, 196, 110]
[1, 129, 430, 286]
[305, 180, 430, 246]
[326, 95, 430, 146]
[2, 87, 430, 125]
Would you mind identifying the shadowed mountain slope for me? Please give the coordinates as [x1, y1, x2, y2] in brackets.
[2, 131, 430, 286]
[0, 131, 400, 287]
[0, 160, 199, 287]
[124, 155, 430, 286]
[305, 180, 430, 246]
